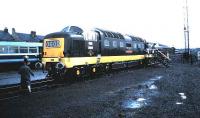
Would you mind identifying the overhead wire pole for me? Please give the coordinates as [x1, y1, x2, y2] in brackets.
[183, 0, 190, 62]
[186, 0, 190, 55]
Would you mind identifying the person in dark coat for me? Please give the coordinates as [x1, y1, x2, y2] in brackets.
[18, 58, 34, 93]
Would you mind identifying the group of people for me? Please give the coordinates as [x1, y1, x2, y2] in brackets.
[18, 57, 34, 93]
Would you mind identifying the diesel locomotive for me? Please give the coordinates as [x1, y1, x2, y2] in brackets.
[41, 26, 153, 79]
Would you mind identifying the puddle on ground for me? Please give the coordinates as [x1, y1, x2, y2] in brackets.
[150, 75, 163, 81]
[176, 102, 183, 105]
[121, 75, 164, 109]
[122, 98, 148, 109]
[179, 93, 187, 100]
[149, 84, 158, 90]
[136, 98, 146, 102]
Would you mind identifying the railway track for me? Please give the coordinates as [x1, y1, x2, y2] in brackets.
[0, 78, 62, 101]
[0, 65, 160, 101]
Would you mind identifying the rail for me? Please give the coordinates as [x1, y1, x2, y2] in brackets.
[0, 78, 56, 101]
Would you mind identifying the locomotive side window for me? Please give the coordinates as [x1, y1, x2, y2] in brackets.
[120, 42, 124, 48]
[20, 47, 28, 53]
[126, 43, 132, 47]
[9, 46, 19, 53]
[138, 44, 143, 49]
[133, 43, 137, 49]
[0, 46, 8, 53]
[126, 43, 132, 50]
[113, 41, 117, 48]
[104, 40, 110, 47]
[140, 44, 144, 50]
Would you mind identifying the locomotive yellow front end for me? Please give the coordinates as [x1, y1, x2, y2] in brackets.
[42, 38, 66, 72]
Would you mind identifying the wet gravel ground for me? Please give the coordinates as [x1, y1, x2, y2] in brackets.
[1, 56, 200, 118]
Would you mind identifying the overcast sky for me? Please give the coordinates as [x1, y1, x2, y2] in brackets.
[0, 0, 199, 48]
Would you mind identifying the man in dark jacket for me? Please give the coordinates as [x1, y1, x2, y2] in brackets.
[18, 58, 34, 93]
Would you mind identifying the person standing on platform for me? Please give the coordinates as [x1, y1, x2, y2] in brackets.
[18, 57, 34, 93]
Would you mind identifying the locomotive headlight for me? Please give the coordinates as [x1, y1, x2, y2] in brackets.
[55, 62, 65, 69]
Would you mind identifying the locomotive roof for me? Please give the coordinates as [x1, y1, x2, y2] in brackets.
[44, 32, 83, 39]
[95, 28, 124, 39]
[128, 35, 146, 42]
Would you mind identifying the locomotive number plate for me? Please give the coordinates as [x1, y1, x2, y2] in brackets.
[46, 40, 60, 48]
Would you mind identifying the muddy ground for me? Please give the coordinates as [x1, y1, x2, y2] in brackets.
[1, 55, 200, 118]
